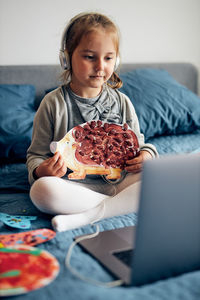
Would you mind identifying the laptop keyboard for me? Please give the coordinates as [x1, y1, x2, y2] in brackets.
[113, 249, 133, 266]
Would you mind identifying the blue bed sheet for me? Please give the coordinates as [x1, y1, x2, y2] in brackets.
[1, 133, 200, 300]
[147, 130, 200, 155]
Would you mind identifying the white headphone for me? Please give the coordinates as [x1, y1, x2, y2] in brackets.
[59, 14, 120, 71]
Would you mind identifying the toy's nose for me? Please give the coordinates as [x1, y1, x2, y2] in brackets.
[50, 142, 58, 154]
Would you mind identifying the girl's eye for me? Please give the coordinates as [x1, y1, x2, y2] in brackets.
[83, 55, 114, 62]
[84, 55, 94, 60]
[105, 57, 113, 61]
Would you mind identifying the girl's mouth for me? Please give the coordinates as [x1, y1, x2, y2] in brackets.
[90, 75, 104, 79]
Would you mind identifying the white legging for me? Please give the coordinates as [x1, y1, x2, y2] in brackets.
[30, 173, 141, 232]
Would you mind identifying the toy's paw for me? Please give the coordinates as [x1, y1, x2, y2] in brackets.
[105, 168, 122, 180]
[68, 170, 86, 180]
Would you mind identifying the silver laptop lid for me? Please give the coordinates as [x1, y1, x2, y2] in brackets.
[131, 154, 200, 286]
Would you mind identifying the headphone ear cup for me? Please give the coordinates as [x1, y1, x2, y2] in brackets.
[59, 50, 71, 70]
[114, 56, 120, 71]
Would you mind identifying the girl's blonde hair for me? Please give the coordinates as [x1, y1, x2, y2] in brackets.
[61, 12, 123, 89]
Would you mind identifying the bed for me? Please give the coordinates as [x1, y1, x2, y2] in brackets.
[0, 63, 200, 299]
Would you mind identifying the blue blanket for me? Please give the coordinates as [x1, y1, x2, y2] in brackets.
[147, 130, 200, 155]
[1, 136, 200, 300]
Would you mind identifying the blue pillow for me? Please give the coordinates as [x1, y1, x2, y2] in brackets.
[0, 85, 36, 162]
[119, 69, 200, 139]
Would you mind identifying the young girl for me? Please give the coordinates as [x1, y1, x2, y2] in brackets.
[27, 12, 158, 232]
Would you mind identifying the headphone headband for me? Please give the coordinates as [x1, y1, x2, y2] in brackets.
[59, 13, 120, 71]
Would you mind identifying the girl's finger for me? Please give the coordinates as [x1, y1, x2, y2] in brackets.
[48, 152, 60, 167]
[126, 157, 141, 165]
[54, 159, 67, 177]
[54, 154, 67, 172]
[125, 163, 142, 173]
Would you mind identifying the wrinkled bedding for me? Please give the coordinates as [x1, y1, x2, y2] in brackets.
[148, 130, 200, 155]
[1, 134, 200, 300]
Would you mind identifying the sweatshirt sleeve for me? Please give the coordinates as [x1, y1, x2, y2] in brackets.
[26, 96, 54, 185]
[26, 87, 68, 185]
[118, 90, 159, 158]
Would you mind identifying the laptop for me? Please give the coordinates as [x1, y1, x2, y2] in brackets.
[75, 154, 200, 286]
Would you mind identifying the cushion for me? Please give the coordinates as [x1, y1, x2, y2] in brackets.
[119, 69, 200, 139]
[0, 85, 36, 163]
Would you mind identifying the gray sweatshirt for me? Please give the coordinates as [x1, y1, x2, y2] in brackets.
[27, 85, 158, 185]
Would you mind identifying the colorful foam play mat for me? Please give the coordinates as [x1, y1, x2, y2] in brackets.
[0, 245, 59, 296]
[0, 228, 56, 247]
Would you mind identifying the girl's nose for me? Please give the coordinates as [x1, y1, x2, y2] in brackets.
[95, 58, 104, 71]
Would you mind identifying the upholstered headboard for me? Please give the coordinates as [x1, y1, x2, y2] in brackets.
[0, 62, 198, 107]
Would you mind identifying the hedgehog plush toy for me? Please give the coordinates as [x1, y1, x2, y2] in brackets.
[50, 120, 140, 180]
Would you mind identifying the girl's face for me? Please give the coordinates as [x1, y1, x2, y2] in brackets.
[70, 28, 117, 98]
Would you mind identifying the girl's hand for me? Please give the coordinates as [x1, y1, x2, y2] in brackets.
[34, 152, 67, 179]
[125, 150, 152, 174]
